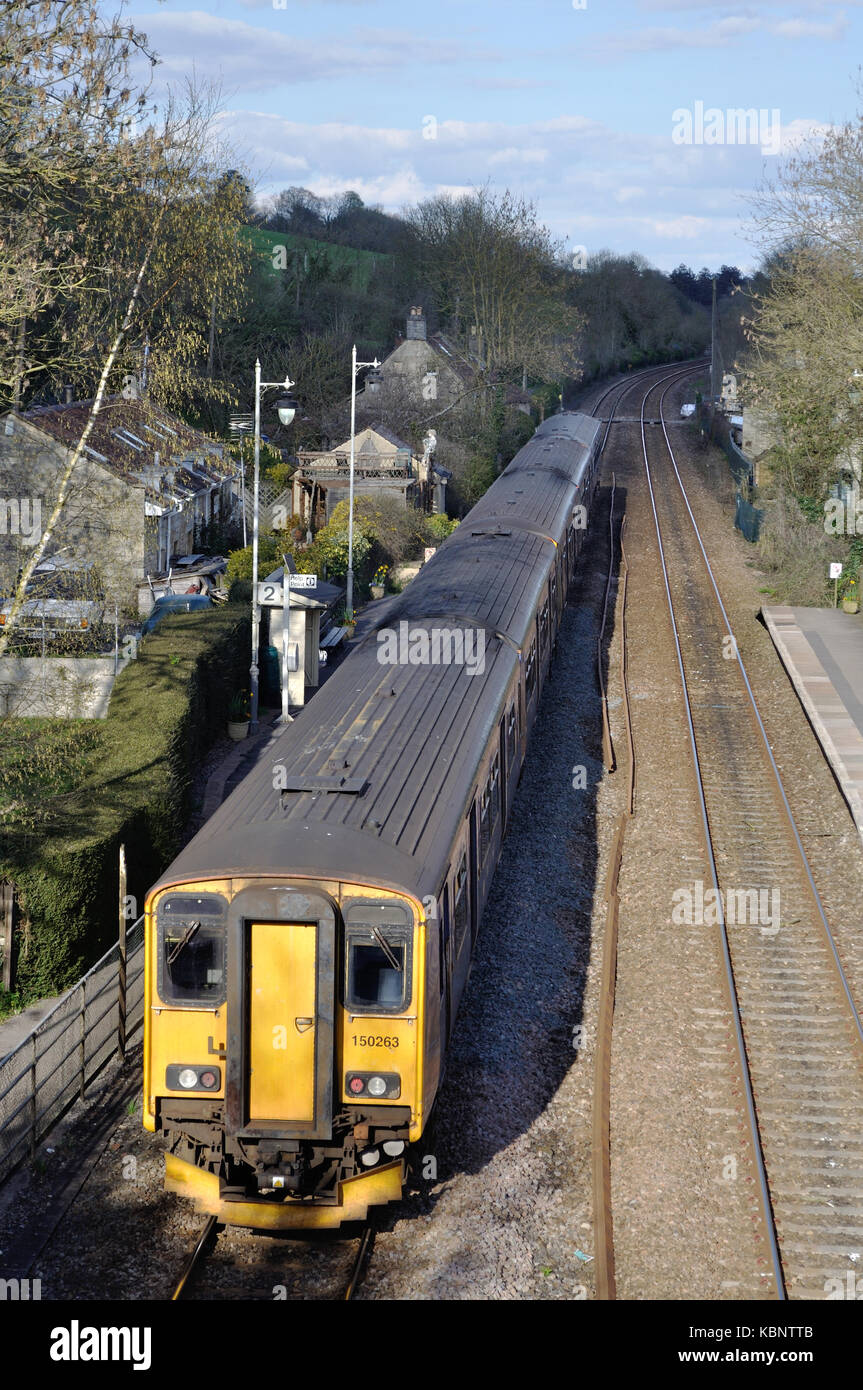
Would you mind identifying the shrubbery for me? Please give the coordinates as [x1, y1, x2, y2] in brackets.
[1, 604, 251, 1000]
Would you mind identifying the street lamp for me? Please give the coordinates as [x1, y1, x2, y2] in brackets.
[346, 345, 381, 617]
[250, 359, 297, 731]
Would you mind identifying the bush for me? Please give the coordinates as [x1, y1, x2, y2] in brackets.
[423, 513, 459, 544]
[1, 604, 251, 1000]
[226, 532, 285, 584]
[755, 488, 845, 605]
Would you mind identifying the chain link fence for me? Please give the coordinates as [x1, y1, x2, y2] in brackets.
[0, 916, 144, 1186]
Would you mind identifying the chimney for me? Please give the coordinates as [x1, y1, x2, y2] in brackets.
[406, 306, 427, 341]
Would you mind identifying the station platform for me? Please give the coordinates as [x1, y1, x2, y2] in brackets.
[762, 606, 863, 841]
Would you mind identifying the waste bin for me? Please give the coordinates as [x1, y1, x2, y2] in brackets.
[260, 644, 281, 706]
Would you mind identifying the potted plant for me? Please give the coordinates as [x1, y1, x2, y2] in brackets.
[227, 690, 250, 740]
[370, 564, 388, 601]
[842, 578, 859, 614]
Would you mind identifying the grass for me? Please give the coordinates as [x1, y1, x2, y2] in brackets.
[0, 719, 106, 838]
[242, 226, 389, 293]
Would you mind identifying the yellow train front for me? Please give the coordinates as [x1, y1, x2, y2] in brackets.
[144, 872, 426, 1230]
[142, 411, 602, 1230]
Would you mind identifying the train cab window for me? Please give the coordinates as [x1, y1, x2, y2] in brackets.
[453, 854, 469, 950]
[525, 640, 537, 702]
[157, 893, 227, 1008]
[346, 929, 410, 1014]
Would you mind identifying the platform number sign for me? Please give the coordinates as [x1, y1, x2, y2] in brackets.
[256, 575, 318, 607]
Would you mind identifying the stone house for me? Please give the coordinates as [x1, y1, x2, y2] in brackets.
[0, 396, 236, 614]
[291, 423, 448, 530]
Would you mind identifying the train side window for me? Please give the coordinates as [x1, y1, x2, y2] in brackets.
[489, 751, 501, 827]
[440, 884, 450, 996]
[525, 640, 537, 702]
[479, 781, 491, 862]
[453, 853, 469, 950]
[507, 704, 517, 764]
[539, 600, 549, 653]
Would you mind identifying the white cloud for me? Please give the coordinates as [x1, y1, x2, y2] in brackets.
[134, 10, 502, 94]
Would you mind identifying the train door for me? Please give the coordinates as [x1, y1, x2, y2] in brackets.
[499, 714, 509, 833]
[440, 884, 453, 1045]
[468, 800, 479, 946]
[225, 888, 336, 1143]
[451, 834, 472, 1011]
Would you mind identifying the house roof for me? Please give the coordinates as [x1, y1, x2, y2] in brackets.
[331, 424, 414, 455]
[16, 396, 233, 506]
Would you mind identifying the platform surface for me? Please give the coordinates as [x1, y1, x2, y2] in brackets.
[762, 606, 863, 841]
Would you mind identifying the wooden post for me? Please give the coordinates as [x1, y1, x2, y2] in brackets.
[79, 983, 86, 1101]
[29, 1032, 36, 1159]
[0, 882, 13, 993]
[118, 843, 127, 1059]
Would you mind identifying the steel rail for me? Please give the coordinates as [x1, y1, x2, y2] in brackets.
[344, 1221, 375, 1301]
[171, 1214, 219, 1301]
[639, 367, 786, 1298]
[656, 390, 863, 1052]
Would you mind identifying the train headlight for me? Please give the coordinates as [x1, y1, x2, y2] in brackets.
[383, 1140, 405, 1157]
[345, 1071, 400, 1099]
[166, 1064, 221, 1092]
[361, 1148, 381, 1167]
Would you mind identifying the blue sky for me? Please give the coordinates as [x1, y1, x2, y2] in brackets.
[127, 0, 859, 271]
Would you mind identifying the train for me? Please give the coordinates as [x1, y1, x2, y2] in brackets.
[142, 410, 603, 1230]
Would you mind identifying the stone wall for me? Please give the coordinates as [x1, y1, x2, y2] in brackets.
[0, 656, 131, 718]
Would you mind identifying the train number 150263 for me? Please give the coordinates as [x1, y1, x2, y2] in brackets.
[352, 1034, 399, 1048]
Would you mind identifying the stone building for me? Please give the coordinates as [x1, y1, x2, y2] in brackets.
[291, 423, 448, 530]
[0, 397, 236, 613]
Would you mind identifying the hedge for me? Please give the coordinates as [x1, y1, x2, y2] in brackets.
[1, 603, 251, 999]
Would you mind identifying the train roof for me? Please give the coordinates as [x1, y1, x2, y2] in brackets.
[150, 412, 601, 905]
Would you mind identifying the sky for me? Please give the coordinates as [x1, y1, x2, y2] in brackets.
[124, 0, 859, 273]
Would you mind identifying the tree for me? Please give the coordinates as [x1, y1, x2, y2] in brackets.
[404, 187, 583, 387]
[743, 96, 863, 501]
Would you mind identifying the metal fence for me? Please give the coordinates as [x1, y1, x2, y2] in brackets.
[0, 916, 144, 1186]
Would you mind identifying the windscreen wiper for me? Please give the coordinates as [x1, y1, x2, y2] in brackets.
[371, 927, 401, 972]
[167, 920, 200, 965]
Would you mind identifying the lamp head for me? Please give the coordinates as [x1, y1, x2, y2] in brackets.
[275, 394, 297, 427]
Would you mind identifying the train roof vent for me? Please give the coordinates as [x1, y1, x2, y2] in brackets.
[471, 526, 512, 537]
[280, 774, 370, 797]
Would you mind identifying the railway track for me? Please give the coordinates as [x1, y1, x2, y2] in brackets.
[627, 367, 863, 1298]
[170, 1217, 376, 1301]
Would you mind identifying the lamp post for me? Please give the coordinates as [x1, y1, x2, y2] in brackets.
[346, 345, 381, 618]
[250, 358, 297, 731]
